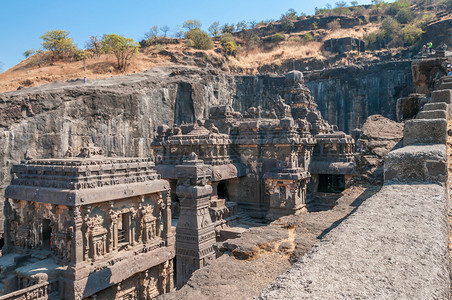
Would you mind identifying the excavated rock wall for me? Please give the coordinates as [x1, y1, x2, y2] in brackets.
[0, 62, 414, 235]
[305, 60, 413, 133]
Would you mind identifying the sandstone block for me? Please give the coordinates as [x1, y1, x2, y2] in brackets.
[417, 109, 447, 120]
[440, 82, 452, 90]
[384, 144, 447, 183]
[431, 89, 452, 104]
[403, 119, 447, 146]
[422, 102, 448, 111]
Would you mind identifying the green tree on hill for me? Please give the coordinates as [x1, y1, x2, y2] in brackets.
[185, 29, 213, 50]
[41, 30, 76, 60]
[102, 34, 140, 71]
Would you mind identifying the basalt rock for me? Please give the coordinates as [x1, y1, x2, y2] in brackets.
[354, 115, 404, 184]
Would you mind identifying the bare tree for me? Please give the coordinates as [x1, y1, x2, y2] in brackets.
[85, 35, 103, 57]
[160, 25, 170, 37]
[208, 21, 221, 37]
[145, 26, 159, 40]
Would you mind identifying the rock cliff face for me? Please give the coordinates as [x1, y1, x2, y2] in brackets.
[0, 62, 414, 235]
[305, 60, 413, 133]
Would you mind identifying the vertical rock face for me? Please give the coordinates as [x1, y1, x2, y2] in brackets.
[305, 61, 413, 133]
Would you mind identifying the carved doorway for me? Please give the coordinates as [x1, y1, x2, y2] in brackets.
[42, 219, 52, 250]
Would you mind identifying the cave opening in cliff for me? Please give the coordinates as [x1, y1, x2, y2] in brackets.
[317, 174, 345, 193]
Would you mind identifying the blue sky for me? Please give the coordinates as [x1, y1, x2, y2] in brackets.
[0, 0, 375, 72]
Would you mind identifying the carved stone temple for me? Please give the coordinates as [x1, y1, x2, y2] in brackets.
[152, 70, 355, 221]
[0, 153, 174, 299]
[151, 70, 355, 284]
[0, 70, 356, 299]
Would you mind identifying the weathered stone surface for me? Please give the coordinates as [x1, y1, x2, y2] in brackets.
[440, 82, 452, 89]
[305, 61, 413, 132]
[159, 185, 380, 300]
[2, 155, 175, 299]
[396, 93, 426, 121]
[403, 119, 447, 145]
[384, 145, 447, 183]
[431, 89, 452, 103]
[423, 102, 448, 111]
[417, 109, 447, 119]
[260, 183, 450, 300]
[354, 115, 403, 183]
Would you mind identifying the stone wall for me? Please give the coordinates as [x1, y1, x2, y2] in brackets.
[305, 60, 413, 133]
[260, 73, 452, 299]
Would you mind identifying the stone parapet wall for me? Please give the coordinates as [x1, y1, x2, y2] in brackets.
[260, 78, 452, 298]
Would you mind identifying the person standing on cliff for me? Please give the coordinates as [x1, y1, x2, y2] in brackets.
[428, 42, 433, 53]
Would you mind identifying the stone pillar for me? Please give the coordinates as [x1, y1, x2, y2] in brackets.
[71, 206, 84, 264]
[175, 153, 216, 289]
[2, 199, 13, 254]
[162, 190, 174, 247]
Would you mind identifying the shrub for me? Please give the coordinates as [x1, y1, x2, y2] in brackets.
[330, 7, 351, 15]
[270, 33, 285, 43]
[327, 20, 341, 30]
[280, 15, 295, 31]
[280, 9, 297, 31]
[185, 29, 213, 50]
[221, 33, 237, 54]
[387, 0, 410, 15]
[23, 49, 36, 58]
[224, 41, 237, 55]
[381, 16, 400, 39]
[352, 6, 367, 16]
[396, 8, 416, 24]
[363, 30, 385, 48]
[247, 35, 262, 49]
[401, 24, 424, 45]
[302, 33, 314, 41]
[440, 0, 452, 9]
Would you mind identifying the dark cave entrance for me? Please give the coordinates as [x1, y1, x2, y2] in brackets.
[42, 219, 52, 250]
[317, 174, 345, 193]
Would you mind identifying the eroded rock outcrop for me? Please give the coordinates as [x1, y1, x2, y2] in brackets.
[354, 115, 403, 183]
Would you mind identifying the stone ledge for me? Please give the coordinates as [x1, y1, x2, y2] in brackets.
[384, 144, 447, 183]
[423, 102, 448, 111]
[260, 183, 450, 300]
[417, 109, 447, 119]
[439, 82, 452, 90]
[403, 119, 447, 146]
[431, 89, 452, 104]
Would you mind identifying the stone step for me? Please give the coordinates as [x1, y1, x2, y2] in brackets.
[440, 82, 452, 90]
[431, 89, 452, 104]
[423, 102, 448, 111]
[417, 109, 447, 120]
[441, 77, 452, 84]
